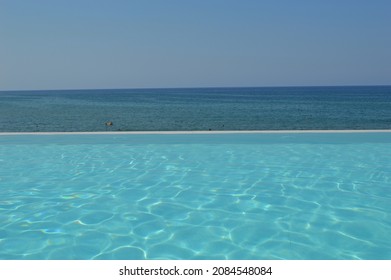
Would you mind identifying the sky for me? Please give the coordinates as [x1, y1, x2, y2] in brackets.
[1, 0, 390, 90]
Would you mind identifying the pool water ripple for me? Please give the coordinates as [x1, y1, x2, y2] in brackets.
[0, 133, 391, 259]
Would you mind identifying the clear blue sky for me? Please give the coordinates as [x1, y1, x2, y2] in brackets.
[1, 0, 390, 90]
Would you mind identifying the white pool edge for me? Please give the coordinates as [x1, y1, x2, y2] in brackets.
[1, 129, 391, 135]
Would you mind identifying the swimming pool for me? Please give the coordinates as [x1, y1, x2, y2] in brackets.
[0, 131, 390, 259]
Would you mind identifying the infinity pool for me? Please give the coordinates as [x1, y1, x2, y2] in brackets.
[0, 132, 390, 259]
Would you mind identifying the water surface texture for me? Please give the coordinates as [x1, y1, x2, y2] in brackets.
[0, 132, 390, 259]
[1, 86, 391, 131]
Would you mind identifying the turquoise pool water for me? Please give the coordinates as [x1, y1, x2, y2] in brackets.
[0, 132, 390, 259]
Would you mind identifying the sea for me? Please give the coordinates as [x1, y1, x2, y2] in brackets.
[0, 86, 390, 132]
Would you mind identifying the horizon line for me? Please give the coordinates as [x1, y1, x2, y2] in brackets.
[1, 84, 391, 92]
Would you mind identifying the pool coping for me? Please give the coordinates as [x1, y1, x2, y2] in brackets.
[1, 129, 391, 135]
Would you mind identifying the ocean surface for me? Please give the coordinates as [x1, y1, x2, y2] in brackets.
[1, 86, 391, 132]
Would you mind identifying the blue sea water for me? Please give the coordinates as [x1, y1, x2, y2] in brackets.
[0, 132, 390, 260]
[1, 86, 391, 132]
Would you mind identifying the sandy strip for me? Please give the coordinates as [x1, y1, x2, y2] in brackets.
[0, 130, 391, 135]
